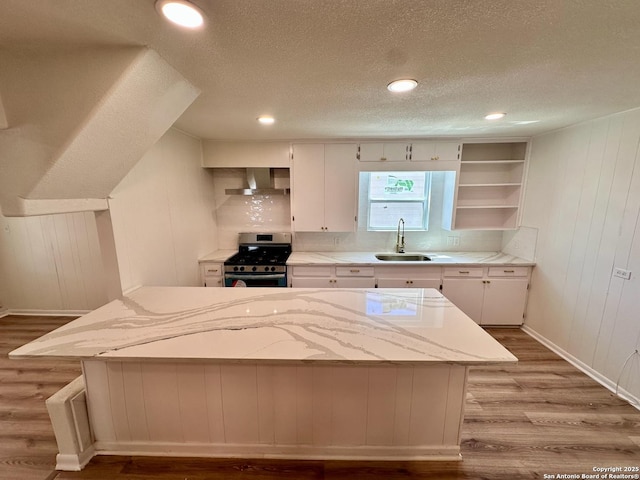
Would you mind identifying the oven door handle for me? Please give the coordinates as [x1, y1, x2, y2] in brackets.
[224, 273, 286, 280]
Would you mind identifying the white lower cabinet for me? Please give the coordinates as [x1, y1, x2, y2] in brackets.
[441, 266, 530, 325]
[290, 266, 375, 288]
[200, 262, 224, 287]
[375, 266, 441, 289]
[289, 262, 531, 326]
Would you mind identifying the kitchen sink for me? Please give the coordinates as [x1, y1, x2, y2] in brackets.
[375, 253, 432, 261]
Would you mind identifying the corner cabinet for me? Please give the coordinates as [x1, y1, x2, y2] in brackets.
[291, 144, 357, 232]
[446, 142, 528, 230]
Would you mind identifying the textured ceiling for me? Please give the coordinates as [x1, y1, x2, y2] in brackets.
[1, 0, 640, 141]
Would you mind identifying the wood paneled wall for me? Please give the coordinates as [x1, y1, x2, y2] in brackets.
[109, 128, 218, 292]
[0, 128, 218, 312]
[523, 107, 640, 402]
[0, 211, 107, 312]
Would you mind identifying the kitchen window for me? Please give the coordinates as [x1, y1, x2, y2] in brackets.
[362, 171, 432, 231]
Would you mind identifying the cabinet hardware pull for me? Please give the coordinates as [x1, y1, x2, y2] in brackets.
[380, 157, 387, 161]
[350, 269, 360, 273]
[504, 269, 515, 273]
[459, 270, 470, 274]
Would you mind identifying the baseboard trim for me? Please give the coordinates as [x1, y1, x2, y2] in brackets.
[94, 441, 461, 462]
[7, 309, 91, 317]
[521, 325, 640, 411]
[0, 309, 8, 319]
[55, 447, 95, 471]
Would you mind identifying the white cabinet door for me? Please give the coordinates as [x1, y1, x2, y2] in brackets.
[358, 143, 409, 162]
[377, 278, 441, 289]
[410, 142, 460, 162]
[335, 277, 376, 288]
[290, 276, 374, 288]
[292, 143, 357, 232]
[442, 278, 484, 324]
[292, 144, 326, 232]
[481, 278, 528, 326]
[324, 144, 357, 232]
[290, 277, 333, 288]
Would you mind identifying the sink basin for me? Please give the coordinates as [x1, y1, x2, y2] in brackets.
[375, 253, 432, 261]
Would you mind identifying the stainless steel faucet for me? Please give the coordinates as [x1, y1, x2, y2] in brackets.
[396, 218, 405, 253]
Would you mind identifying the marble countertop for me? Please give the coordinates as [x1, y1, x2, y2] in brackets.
[199, 250, 534, 266]
[287, 251, 535, 266]
[198, 249, 237, 263]
[10, 287, 517, 366]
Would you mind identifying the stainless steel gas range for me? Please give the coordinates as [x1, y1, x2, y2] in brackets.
[223, 233, 292, 287]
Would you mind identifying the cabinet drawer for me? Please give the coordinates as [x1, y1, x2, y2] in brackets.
[443, 267, 484, 278]
[374, 266, 441, 279]
[202, 264, 223, 276]
[487, 266, 529, 277]
[291, 266, 333, 277]
[336, 266, 374, 277]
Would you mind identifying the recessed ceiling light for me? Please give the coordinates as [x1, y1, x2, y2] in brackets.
[156, 0, 204, 29]
[257, 115, 275, 125]
[485, 112, 506, 120]
[387, 79, 418, 93]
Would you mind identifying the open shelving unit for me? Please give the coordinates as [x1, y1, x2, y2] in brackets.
[451, 142, 528, 230]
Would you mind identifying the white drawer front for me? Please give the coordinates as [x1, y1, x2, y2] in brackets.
[443, 267, 484, 278]
[374, 266, 441, 279]
[335, 266, 374, 277]
[202, 264, 223, 276]
[291, 266, 333, 277]
[487, 266, 529, 277]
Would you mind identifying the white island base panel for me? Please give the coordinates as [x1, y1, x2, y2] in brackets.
[83, 359, 467, 461]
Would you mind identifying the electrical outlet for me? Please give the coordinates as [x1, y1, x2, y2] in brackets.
[447, 236, 460, 247]
[613, 267, 632, 280]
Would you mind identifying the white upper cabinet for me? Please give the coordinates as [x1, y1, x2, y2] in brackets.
[358, 143, 410, 162]
[409, 142, 461, 162]
[291, 143, 357, 232]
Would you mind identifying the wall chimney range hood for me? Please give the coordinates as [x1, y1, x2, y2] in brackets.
[225, 168, 290, 195]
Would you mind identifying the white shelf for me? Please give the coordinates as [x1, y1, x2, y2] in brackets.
[448, 142, 528, 231]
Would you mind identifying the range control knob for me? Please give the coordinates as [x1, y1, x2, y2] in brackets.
[271, 266, 276, 272]
[233, 266, 238, 271]
[264, 266, 270, 272]
[252, 266, 257, 272]
[240, 266, 245, 272]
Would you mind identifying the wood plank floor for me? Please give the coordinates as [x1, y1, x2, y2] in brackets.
[1, 315, 639, 480]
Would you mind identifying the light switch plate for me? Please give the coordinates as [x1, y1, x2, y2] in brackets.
[613, 267, 632, 280]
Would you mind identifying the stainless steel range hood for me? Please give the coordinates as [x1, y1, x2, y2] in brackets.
[225, 168, 290, 195]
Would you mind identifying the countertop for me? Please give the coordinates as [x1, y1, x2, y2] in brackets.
[10, 286, 517, 366]
[287, 251, 535, 266]
[200, 250, 534, 266]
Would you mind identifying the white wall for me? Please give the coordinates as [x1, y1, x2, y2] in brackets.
[0, 211, 107, 313]
[212, 169, 504, 252]
[522, 107, 640, 402]
[213, 168, 292, 249]
[109, 128, 218, 292]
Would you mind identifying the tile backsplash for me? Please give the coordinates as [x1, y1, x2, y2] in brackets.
[213, 168, 505, 252]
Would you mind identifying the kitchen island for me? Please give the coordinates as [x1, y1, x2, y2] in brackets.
[10, 286, 517, 470]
